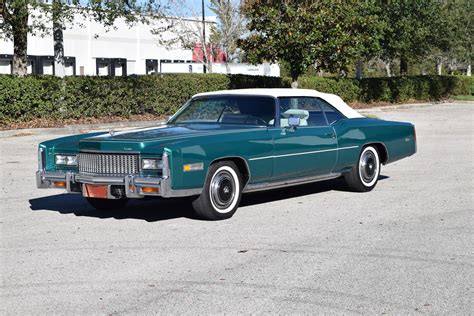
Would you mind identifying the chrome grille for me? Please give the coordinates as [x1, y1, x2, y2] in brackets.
[78, 153, 139, 176]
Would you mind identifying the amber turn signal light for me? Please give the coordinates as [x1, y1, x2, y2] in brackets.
[53, 181, 66, 188]
[142, 187, 159, 193]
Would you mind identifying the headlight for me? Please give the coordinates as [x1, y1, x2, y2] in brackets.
[55, 154, 77, 166]
[142, 158, 163, 170]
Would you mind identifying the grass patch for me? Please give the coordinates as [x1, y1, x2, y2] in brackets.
[451, 95, 474, 101]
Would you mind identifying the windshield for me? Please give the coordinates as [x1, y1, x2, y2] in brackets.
[169, 96, 276, 126]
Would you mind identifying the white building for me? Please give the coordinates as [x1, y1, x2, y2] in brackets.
[0, 11, 279, 77]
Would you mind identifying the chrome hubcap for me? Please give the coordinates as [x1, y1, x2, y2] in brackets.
[210, 170, 235, 210]
[359, 150, 378, 184]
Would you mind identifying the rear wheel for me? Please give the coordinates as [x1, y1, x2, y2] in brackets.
[192, 161, 242, 220]
[86, 197, 129, 210]
[344, 145, 380, 192]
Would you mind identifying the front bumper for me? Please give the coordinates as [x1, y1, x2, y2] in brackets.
[36, 170, 163, 198]
[36, 171, 201, 199]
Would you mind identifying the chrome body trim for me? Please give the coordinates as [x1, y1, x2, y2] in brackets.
[248, 146, 358, 161]
[243, 173, 342, 193]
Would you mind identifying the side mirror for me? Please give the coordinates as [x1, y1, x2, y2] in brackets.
[288, 116, 300, 127]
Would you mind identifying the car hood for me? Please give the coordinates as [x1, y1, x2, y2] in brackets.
[78, 124, 261, 153]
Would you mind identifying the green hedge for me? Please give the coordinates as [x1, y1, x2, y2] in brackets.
[0, 73, 470, 126]
[299, 75, 472, 102]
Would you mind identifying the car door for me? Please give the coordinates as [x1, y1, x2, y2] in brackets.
[270, 97, 338, 181]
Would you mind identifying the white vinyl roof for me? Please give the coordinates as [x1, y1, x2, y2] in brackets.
[193, 88, 363, 119]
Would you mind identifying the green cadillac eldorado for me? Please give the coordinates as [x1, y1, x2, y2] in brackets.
[36, 88, 416, 220]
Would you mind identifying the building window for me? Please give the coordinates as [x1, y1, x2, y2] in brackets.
[64, 56, 76, 76]
[96, 58, 111, 76]
[0, 54, 13, 74]
[40, 57, 54, 75]
[96, 58, 127, 76]
[146, 59, 158, 74]
[112, 58, 127, 76]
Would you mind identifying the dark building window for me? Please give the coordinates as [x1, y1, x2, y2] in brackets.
[146, 59, 158, 74]
[96, 58, 127, 76]
[96, 58, 111, 76]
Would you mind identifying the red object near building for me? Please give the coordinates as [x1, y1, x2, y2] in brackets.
[192, 43, 227, 63]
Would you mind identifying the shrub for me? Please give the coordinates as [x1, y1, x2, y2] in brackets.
[0, 73, 470, 126]
[298, 77, 360, 102]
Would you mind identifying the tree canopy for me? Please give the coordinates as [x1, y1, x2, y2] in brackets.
[238, 1, 384, 84]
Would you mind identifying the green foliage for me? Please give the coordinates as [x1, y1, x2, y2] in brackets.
[298, 77, 361, 102]
[358, 76, 470, 102]
[374, 0, 453, 74]
[298, 75, 470, 103]
[0, 74, 469, 126]
[0, 74, 288, 125]
[239, 1, 383, 82]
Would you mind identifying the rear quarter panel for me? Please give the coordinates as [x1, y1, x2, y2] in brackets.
[333, 118, 416, 172]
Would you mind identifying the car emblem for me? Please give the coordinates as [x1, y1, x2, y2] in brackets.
[109, 128, 115, 136]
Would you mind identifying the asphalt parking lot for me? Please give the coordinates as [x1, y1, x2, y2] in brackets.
[1, 102, 473, 314]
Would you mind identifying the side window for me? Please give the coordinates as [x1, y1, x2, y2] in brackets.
[317, 98, 345, 124]
[278, 97, 327, 127]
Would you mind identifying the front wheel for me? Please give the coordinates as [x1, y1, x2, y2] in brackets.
[192, 161, 242, 220]
[344, 145, 381, 192]
[86, 197, 129, 210]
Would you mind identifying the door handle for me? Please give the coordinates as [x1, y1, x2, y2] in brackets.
[325, 132, 336, 138]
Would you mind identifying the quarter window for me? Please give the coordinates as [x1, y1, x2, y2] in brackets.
[316, 98, 345, 124]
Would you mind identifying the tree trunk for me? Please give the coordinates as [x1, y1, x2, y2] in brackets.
[53, 4, 65, 78]
[436, 58, 442, 75]
[384, 60, 391, 77]
[355, 60, 363, 80]
[12, 3, 29, 77]
[290, 70, 299, 88]
[400, 56, 408, 76]
[466, 64, 471, 76]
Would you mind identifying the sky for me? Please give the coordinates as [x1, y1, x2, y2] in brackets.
[178, 0, 215, 17]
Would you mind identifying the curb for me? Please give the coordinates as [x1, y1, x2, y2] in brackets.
[357, 100, 474, 113]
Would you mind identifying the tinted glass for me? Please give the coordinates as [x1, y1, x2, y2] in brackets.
[317, 98, 345, 124]
[170, 96, 276, 126]
[278, 97, 327, 127]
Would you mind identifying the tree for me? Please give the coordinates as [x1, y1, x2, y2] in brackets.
[436, 0, 472, 76]
[209, 0, 244, 73]
[375, 0, 450, 76]
[0, 0, 167, 77]
[238, 1, 383, 87]
[152, 1, 218, 73]
[1, 0, 50, 76]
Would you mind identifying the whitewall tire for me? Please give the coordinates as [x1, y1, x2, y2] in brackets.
[192, 161, 242, 220]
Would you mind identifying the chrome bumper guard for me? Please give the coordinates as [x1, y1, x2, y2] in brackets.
[36, 170, 171, 198]
[36, 153, 202, 198]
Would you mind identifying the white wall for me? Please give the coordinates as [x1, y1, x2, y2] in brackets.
[0, 10, 280, 77]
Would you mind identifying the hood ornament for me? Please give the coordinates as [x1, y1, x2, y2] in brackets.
[109, 128, 115, 136]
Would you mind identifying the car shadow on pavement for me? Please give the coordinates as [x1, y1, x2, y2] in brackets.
[29, 175, 389, 222]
